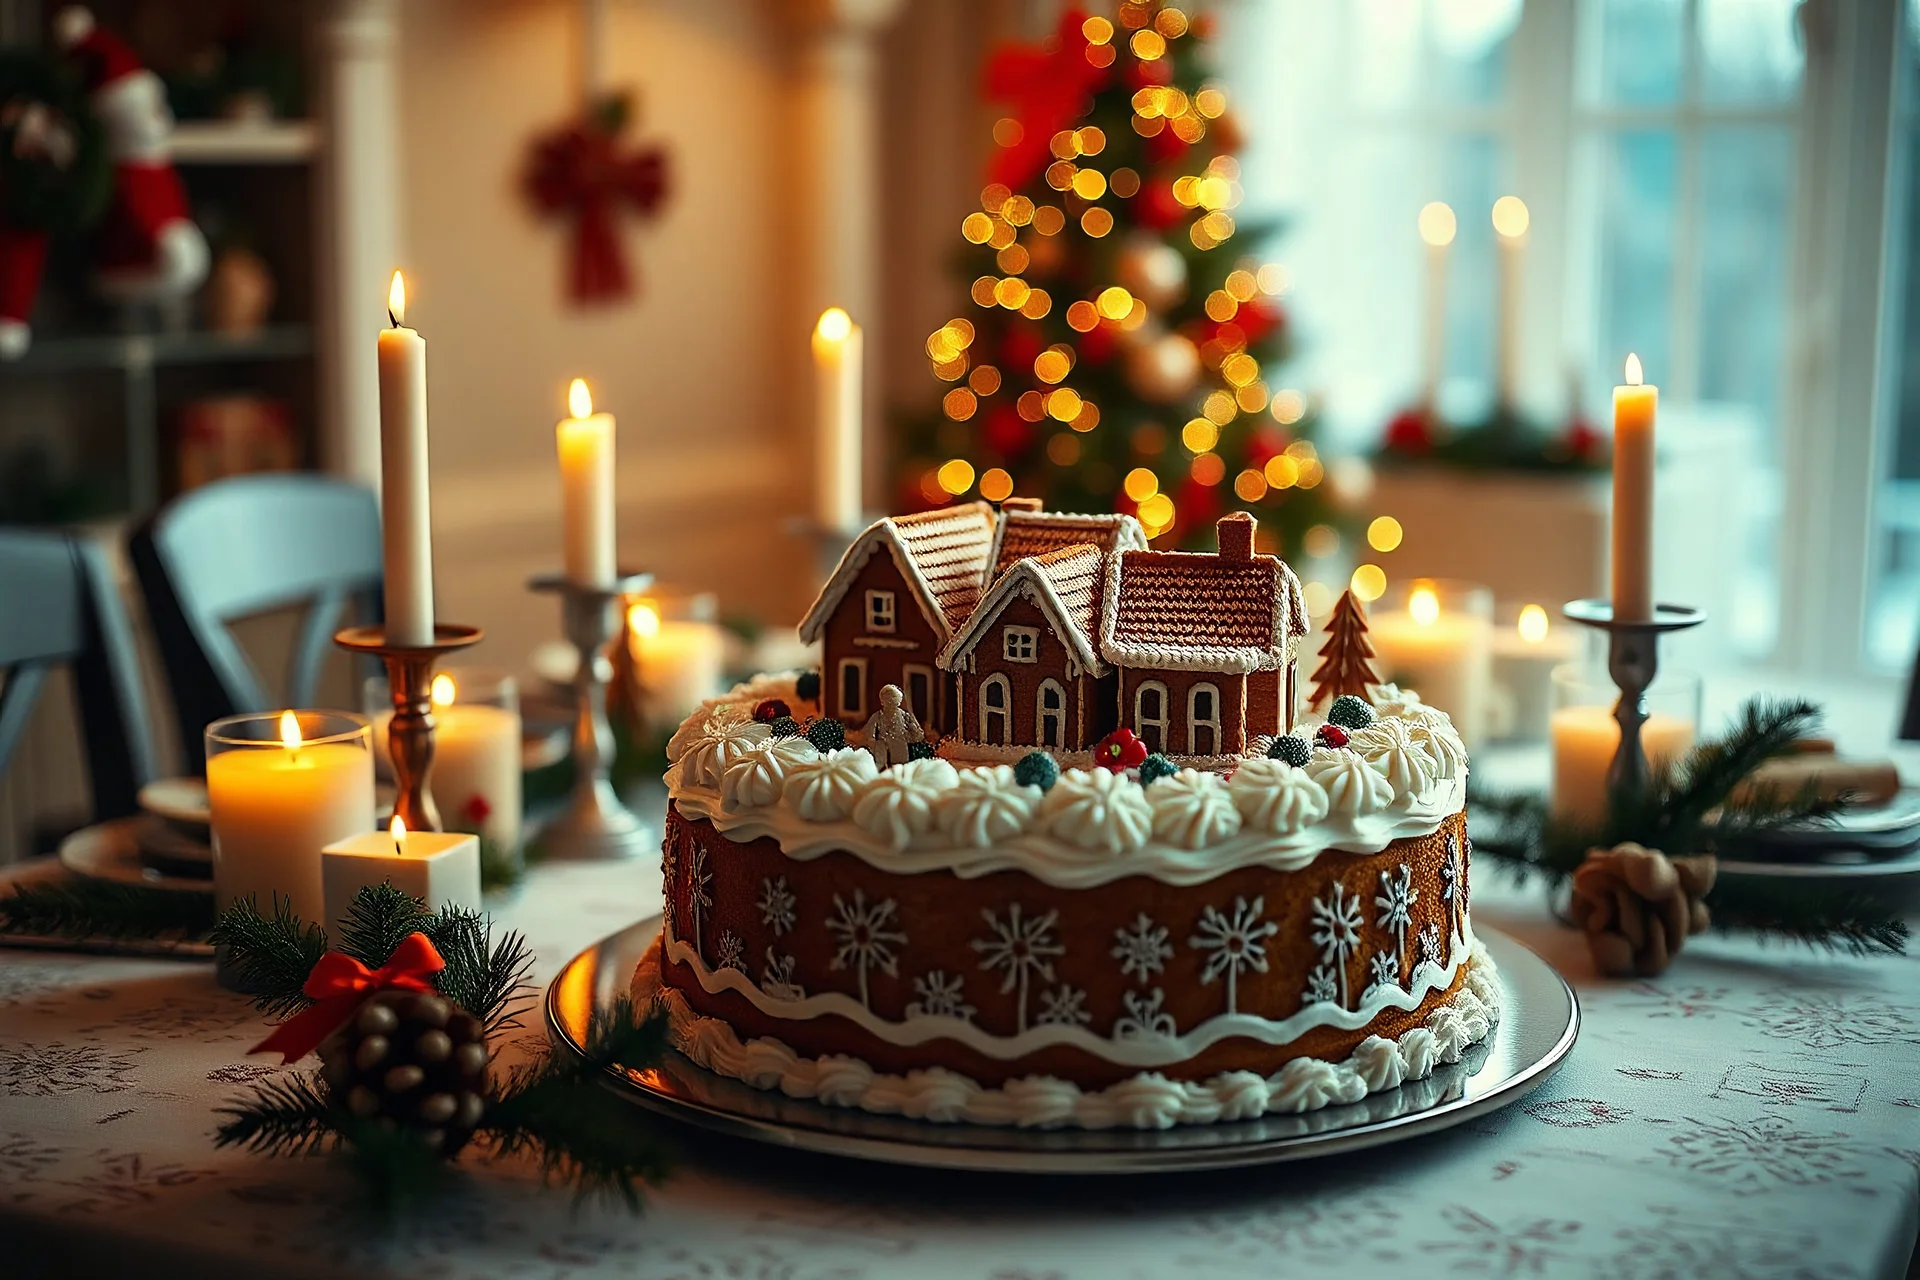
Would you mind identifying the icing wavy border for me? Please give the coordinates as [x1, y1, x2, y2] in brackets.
[662, 926, 1479, 1068]
[633, 936, 1502, 1131]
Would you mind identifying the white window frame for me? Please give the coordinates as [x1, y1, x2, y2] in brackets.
[1188, 682, 1222, 757]
[1002, 626, 1040, 663]
[902, 663, 935, 726]
[980, 673, 1012, 745]
[1134, 679, 1170, 753]
[864, 589, 896, 634]
[1036, 678, 1067, 748]
[837, 657, 869, 720]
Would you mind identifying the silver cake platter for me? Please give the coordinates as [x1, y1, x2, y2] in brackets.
[546, 918, 1578, 1174]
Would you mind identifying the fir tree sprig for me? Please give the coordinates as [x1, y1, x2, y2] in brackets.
[0, 877, 215, 941]
[423, 907, 536, 1036]
[214, 1070, 336, 1157]
[337, 881, 432, 969]
[207, 897, 329, 1017]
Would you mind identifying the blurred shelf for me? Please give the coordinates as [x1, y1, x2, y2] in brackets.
[2, 324, 313, 374]
[171, 120, 318, 165]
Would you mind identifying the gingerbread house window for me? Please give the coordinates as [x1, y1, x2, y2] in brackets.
[838, 657, 869, 718]
[864, 590, 896, 633]
[980, 674, 1012, 744]
[903, 663, 934, 724]
[1134, 680, 1169, 753]
[1002, 626, 1039, 663]
[1189, 682, 1222, 756]
[1036, 679, 1066, 748]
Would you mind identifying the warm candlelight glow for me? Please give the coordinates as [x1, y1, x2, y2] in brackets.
[432, 674, 456, 708]
[387, 271, 406, 326]
[1410, 584, 1441, 626]
[1350, 563, 1387, 601]
[390, 814, 407, 855]
[1517, 604, 1550, 644]
[1417, 201, 1457, 248]
[1625, 352, 1643, 386]
[815, 306, 853, 343]
[279, 710, 302, 750]
[627, 600, 661, 639]
[568, 377, 593, 419]
[1491, 195, 1530, 239]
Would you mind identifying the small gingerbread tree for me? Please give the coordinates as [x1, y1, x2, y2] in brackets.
[1309, 589, 1377, 709]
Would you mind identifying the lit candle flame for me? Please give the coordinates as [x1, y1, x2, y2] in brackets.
[1518, 603, 1549, 644]
[627, 601, 660, 639]
[1624, 352, 1643, 386]
[568, 377, 593, 419]
[279, 710, 302, 750]
[1409, 584, 1441, 626]
[387, 271, 406, 327]
[431, 674, 456, 708]
[391, 814, 407, 856]
[815, 307, 853, 343]
[1417, 201, 1456, 248]
[1491, 195, 1530, 239]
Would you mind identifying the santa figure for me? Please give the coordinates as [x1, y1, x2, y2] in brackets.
[54, 6, 207, 306]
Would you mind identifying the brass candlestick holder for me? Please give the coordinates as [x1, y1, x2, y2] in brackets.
[1563, 599, 1705, 802]
[334, 623, 485, 832]
[530, 570, 655, 860]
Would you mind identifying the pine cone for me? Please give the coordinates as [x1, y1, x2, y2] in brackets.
[318, 991, 488, 1155]
[1569, 842, 1716, 977]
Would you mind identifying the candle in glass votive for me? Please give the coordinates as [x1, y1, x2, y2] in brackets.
[1367, 580, 1494, 746]
[321, 816, 481, 941]
[628, 600, 724, 732]
[374, 671, 522, 854]
[557, 377, 616, 587]
[1550, 706, 1695, 825]
[1491, 604, 1577, 742]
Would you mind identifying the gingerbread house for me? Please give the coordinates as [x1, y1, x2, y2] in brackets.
[1098, 511, 1310, 759]
[797, 502, 997, 733]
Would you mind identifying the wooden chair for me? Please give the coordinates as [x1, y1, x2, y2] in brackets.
[129, 474, 383, 771]
[0, 530, 156, 822]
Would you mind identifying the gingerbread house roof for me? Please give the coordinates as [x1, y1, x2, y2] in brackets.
[988, 507, 1147, 578]
[797, 502, 998, 645]
[936, 542, 1109, 677]
[1098, 515, 1310, 675]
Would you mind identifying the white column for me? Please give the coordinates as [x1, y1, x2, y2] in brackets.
[315, 0, 403, 489]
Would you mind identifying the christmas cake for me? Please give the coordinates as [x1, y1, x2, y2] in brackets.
[631, 506, 1497, 1130]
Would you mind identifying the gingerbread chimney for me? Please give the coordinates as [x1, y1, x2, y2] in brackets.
[999, 496, 1044, 513]
[1217, 511, 1256, 561]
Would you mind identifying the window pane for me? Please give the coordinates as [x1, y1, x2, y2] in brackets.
[1352, 0, 1517, 111]
[1868, 26, 1920, 670]
[1699, 0, 1803, 105]
[1582, 0, 1685, 106]
[1593, 129, 1677, 389]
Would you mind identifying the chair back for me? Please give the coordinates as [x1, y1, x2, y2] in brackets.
[129, 474, 382, 770]
[0, 530, 155, 820]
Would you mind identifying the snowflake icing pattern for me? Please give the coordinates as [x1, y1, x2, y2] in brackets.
[687, 844, 713, 953]
[1035, 985, 1092, 1027]
[905, 970, 975, 1021]
[1111, 912, 1174, 981]
[1417, 922, 1446, 971]
[1114, 987, 1177, 1039]
[715, 930, 745, 971]
[1376, 864, 1416, 937]
[1304, 961, 1341, 1006]
[757, 875, 797, 936]
[971, 904, 1064, 1034]
[1309, 881, 1365, 1008]
[1364, 947, 1402, 997]
[826, 890, 906, 1008]
[1189, 895, 1278, 1015]
[760, 949, 805, 1001]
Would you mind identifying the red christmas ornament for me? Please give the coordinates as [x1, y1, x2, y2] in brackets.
[752, 698, 791, 723]
[1125, 56, 1174, 89]
[1563, 415, 1604, 465]
[1135, 178, 1186, 231]
[1077, 322, 1118, 365]
[1246, 427, 1286, 467]
[522, 92, 669, 306]
[982, 404, 1032, 456]
[1176, 475, 1223, 534]
[1315, 723, 1350, 749]
[1001, 327, 1045, 373]
[1383, 407, 1436, 456]
[1144, 128, 1189, 165]
[983, 10, 1109, 191]
[1094, 727, 1149, 772]
[1234, 298, 1283, 346]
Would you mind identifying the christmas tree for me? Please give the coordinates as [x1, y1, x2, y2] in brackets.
[1309, 589, 1376, 710]
[898, 2, 1356, 556]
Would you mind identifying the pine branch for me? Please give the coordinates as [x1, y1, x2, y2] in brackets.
[1706, 879, 1909, 957]
[336, 881, 431, 969]
[214, 1071, 337, 1157]
[208, 897, 329, 1017]
[0, 878, 214, 941]
[335, 1120, 460, 1220]
[1655, 698, 1822, 852]
[423, 906, 535, 1035]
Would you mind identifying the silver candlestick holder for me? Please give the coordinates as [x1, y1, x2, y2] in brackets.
[1563, 599, 1706, 802]
[530, 570, 655, 860]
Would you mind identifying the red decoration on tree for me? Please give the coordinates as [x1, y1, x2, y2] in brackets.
[462, 794, 492, 827]
[249, 932, 445, 1065]
[1383, 407, 1437, 457]
[522, 92, 668, 306]
[1309, 590, 1379, 710]
[1094, 727, 1149, 772]
[983, 11, 1108, 191]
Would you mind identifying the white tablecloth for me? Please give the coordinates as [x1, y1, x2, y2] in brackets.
[3, 853, 1917, 1279]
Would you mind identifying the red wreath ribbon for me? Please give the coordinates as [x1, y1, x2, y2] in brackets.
[249, 932, 446, 1065]
[523, 118, 668, 305]
[984, 9, 1108, 190]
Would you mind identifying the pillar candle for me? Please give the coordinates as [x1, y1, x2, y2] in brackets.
[321, 817, 481, 941]
[557, 378, 616, 587]
[1368, 585, 1494, 746]
[374, 676, 521, 854]
[1612, 354, 1658, 622]
[1417, 202, 1455, 407]
[1490, 604, 1577, 742]
[376, 271, 434, 645]
[1492, 196, 1528, 412]
[812, 307, 863, 536]
[208, 712, 375, 923]
[628, 602, 725, 732]
[1550, 704, 1694, 824]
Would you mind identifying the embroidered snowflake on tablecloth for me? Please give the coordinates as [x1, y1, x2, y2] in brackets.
[1655, 1114, 1876, 1195]
[1309, 882, 1364, 1008]
[1433, 1206, 1584, 1275]
[1190, 896, 1278, 1016]
[0, 1043, 140, 1097]
[1304, 962, 1341, 1006]
[1364, 947, 1402, 998]
[971, 904, 1064, 1034]
[826, 890, 906, 1009]
[906, 970, 975, 1021]
[715, 930, 746, 972]
[1375, 864, 1416, 939]
[1035, 985, 1091, 1027]
[757, 876, 796, 936]
[1115, 987, 1177, 1039]
[687, 844, 713, 953]
[760, 949, 804, 1002]
[1417, 922, 1445, 972]
[1111, 912, 1174, 981]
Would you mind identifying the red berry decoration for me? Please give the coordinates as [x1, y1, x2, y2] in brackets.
[752, 698, 790, 723]
[462, 794, 492, 826]
[1094, 728, 1149, 773]
[1315, 723, 1350, 750]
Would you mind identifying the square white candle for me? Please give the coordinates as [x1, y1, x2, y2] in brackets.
[322, 819, 482, 940]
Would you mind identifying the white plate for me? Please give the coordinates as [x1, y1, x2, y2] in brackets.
[546, 919, 1578, 1174]
[59, 817, 215, 894]
[137, 777, 212, 827]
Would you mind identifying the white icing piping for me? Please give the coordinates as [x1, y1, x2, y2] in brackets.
[664, 924, 1478, 1068]
[634, 937, 1502, 1131]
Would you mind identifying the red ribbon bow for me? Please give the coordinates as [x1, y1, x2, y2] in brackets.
[523, 107, 669, 306]
[983, 10, 1108, 191]
[248, 932, 446, 1065]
